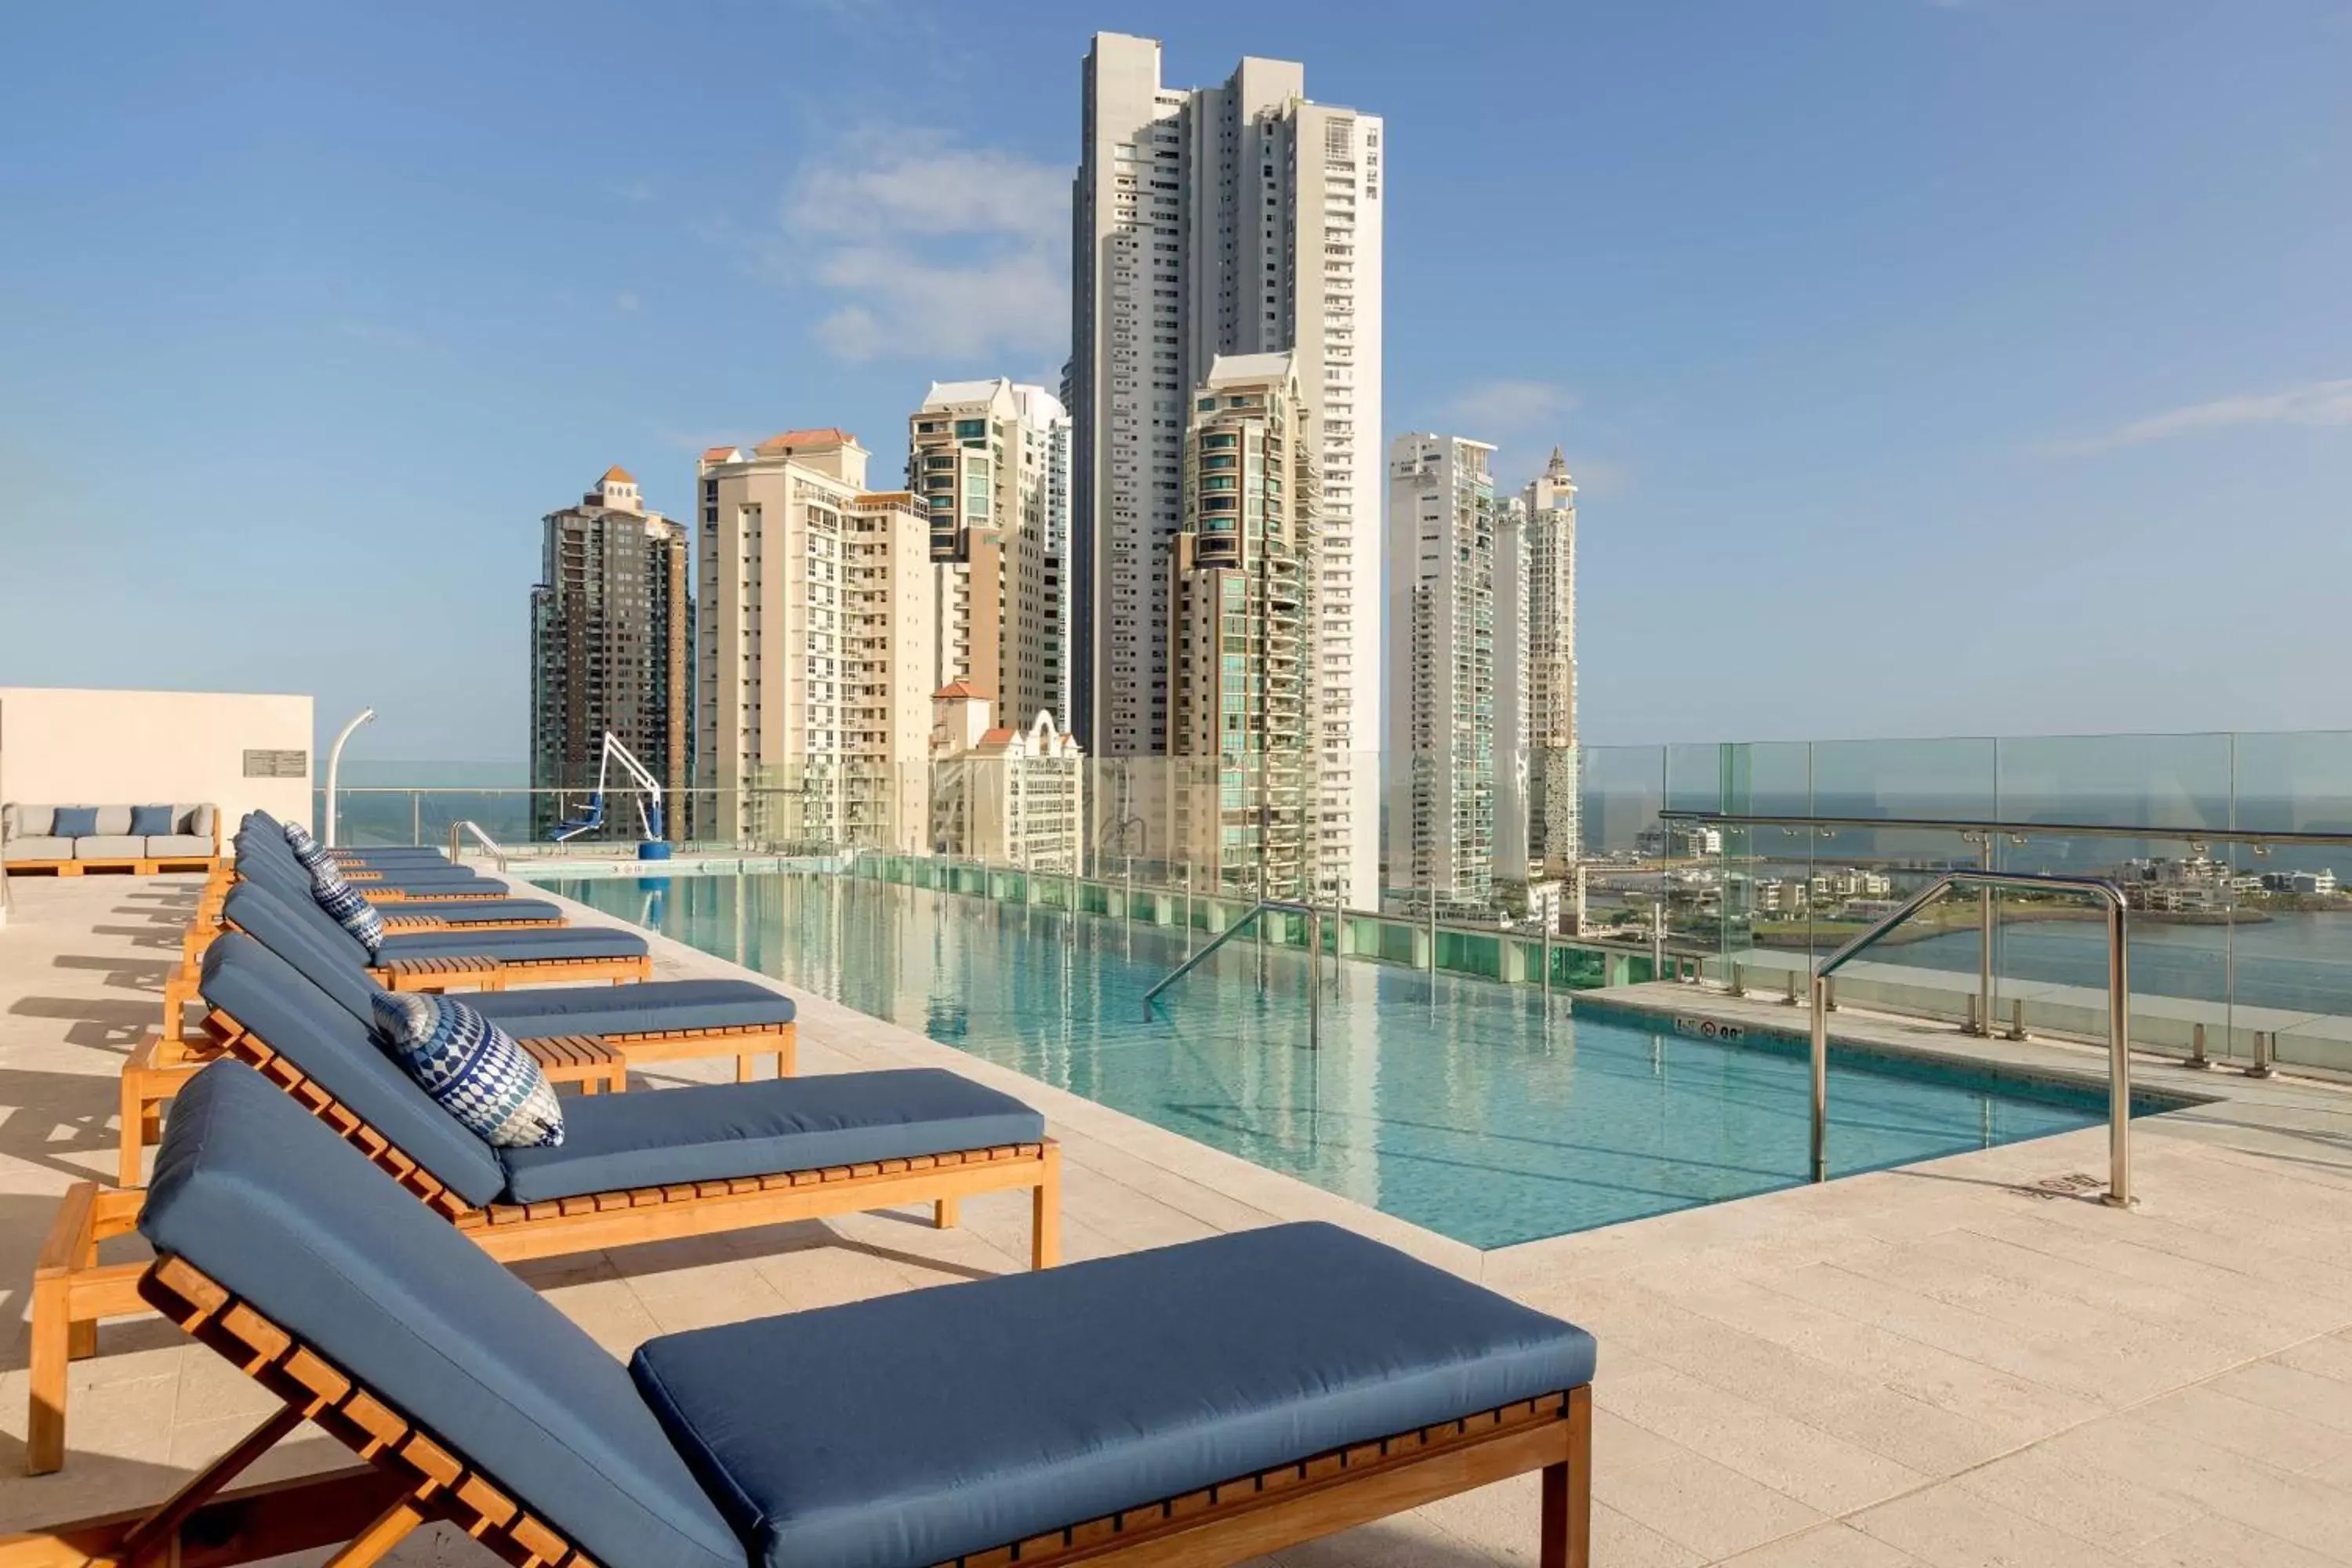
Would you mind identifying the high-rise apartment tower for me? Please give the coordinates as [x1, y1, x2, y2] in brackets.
[908, 379, 1072, 731]
[1385, 435, 1503, 911]
[695, 430, 936, 851]
[1071, 31, 1381, 906]
[1523, 448, 1581, 870]
[529, 467, 691, 840]
[1168, 354, 1318, 898]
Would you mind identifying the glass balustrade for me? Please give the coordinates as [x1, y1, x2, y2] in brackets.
[314, 730, 2352, 1074]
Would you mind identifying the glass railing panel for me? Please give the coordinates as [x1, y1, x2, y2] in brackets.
[1577, 744, 1664, 859]
[1809, 735, 1997, 824]
[1995, 731, 2230, 837]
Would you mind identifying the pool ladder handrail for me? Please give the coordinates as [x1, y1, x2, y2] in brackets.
[1143, 898, 1326, 1049]
[1809, 869, 2131, 1206]
[444, 819, 510, 873]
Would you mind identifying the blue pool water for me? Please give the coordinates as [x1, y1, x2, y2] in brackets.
[554, 873, 2141, 1248]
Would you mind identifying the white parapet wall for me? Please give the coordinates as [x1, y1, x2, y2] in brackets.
[0, 687, 316, 849]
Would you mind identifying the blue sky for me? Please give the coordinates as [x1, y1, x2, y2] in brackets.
[2, 1, 2347, 767]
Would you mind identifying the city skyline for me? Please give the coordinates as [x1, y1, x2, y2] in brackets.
[4, 3, 2347, 762]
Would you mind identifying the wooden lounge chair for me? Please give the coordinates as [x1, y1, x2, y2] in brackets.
[3, 1065, 1592, 1568]
[32, 946, 1052, 1475]
[124, 928, 798, 1185]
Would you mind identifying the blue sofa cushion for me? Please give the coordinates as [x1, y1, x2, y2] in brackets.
[198, 935, 508, 1207]
[376, 927, 648, 964]
[497, 1069, 1039, 1204]
[129, 804, 175, 836]
[52, 807, 99, 838]
[372, 993, 564, 1149]
[283, 821, 328, 869]
[468, 980, 794, 1040]
[310, 862, 385, 959]
[142, 1063, 742, 1568]
[631, 1221, 1598, 1568]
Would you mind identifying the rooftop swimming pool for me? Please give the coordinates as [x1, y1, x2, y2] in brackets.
[552, 873, 2167, 1248]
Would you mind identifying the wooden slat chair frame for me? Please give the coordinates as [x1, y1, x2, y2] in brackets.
[33, 1007, 1049, 1476]
[118, 994, 798, 1189]
[187, 901, 652, 999]
[179, 902, 568, 985]
[0, 1255, 1592, 1568]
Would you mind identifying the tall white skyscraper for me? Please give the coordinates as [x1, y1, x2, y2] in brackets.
[1523, 448, 1581, 869]
[1385, 434, 1503, 911]
[1071, 31, 1382, 907]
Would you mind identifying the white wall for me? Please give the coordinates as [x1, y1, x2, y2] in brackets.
[0, 688, 315, 839]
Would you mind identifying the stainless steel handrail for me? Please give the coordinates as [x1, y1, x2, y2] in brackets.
[1809, 869, 2132, 1206]
[1662, 808, 2352, 849]
[1143, 898, 1324, 1047]
[445, 820, 510, 873]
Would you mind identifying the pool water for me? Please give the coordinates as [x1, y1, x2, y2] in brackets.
[554, 873, 2126, 1249]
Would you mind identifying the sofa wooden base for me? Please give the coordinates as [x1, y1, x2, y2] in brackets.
[2, 1254, 1590, 1568]
[5, 855, 218, 878]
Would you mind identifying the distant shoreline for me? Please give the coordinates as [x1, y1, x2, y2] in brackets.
[1747, 905, 2281, 949]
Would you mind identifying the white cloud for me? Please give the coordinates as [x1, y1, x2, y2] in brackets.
[615, 289, 641, 314]
[1436, 379, 1581, 438]
[337, 320, 427, 350]
[2046, 378, 2352, 455]
[614, 179, 656, 203]
[768, 129, 1069, 365]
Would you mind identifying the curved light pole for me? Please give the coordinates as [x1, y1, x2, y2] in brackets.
[322, 707, 376, 847]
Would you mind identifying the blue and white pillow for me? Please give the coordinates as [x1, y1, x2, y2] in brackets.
[283, 821, 328, 869]
[370, 992, 565, 1149]
[310, 860, 386, 958]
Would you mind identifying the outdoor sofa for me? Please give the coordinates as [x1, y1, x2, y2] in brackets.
[6, 1062, 1593, 1567]
[2, 803, 219, 874]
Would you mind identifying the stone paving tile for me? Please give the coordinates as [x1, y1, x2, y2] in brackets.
[1853, 1483, 2144, 1567]
[1599, 1348, 1929, 1516]
[2131, 1381, 2347, 1477]
[2042, 1412, 2352, 1563]
[1715, 1520, 1934, 1567]
[2126, 1514, 2352, 1568]
[1945, 1444, 2205, 1554]
[1586, 1410, 1824, 1561]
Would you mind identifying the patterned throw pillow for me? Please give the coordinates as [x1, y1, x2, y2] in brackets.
[369, 992, 565, 1149]
[310, 860, 386, 958]
[283, 821, 328, 869]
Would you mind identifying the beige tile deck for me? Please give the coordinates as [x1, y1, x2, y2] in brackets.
[2, 871, 2350, 1564]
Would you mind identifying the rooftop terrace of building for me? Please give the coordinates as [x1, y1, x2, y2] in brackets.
[1, 869, 2350, 1563]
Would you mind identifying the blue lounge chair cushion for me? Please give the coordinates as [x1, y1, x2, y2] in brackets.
[220, 885, 786, 1042]
[497, 1069, 1038, 1203]
[143, 1063, 743, 1568]
[632, 1221, 1598, 1568]
[467, 979, 794, 1039]
[198, 935, 509, 1207]
[309, 862, 386, 958]
[376, 927, 647, 964]
[51, 807, 100, 838]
